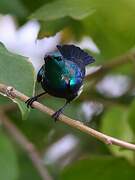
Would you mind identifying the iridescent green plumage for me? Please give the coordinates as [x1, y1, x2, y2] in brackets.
[38, 54, 83, 101]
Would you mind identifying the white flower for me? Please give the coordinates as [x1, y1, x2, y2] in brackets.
[0, 14, 61, 72]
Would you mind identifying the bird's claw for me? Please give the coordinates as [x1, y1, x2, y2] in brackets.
[25, 97, 37, 108]
[52, 110, 62, 122]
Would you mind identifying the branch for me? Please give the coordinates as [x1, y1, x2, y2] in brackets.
[86, 51, 134, 80]
[0, 83, 135, 151]
[0, 110, 53, 180]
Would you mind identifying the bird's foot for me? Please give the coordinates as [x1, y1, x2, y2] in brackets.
[52, 110, 63, 122]
[25, 97, 37, 108]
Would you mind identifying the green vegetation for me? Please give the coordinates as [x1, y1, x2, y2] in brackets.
[0, 0, 135, 179]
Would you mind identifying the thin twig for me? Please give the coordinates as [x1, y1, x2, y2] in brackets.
[86, 51, 134, 80]
[0, 110, 53, 180]
[0, 83, 135, 151]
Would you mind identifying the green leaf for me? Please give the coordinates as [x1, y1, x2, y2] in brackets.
[0, 95, 12, 105]
[0, 42, 36, 119]
[30, 0, 135, 60]
[100, 106, 134, 162]
[82, 0, 135, 60]
[0, 131, 18, 180]
[128, 100, 135, 135]
[30, 0, 94, 38]
[21, 0, 48, 12]
[0, 0, 28, 18]
[61, 156, 135, 180]
[30, 0, 95, 21]
[38, 17, 83, 40]
[38, 18, 71, 38]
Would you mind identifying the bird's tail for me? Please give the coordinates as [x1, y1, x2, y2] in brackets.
[57, 44, 95, 65]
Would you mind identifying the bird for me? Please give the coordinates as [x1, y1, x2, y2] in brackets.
[25, 44, 95, 121]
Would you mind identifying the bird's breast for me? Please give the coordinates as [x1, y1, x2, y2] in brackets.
[41, 60, 84, 100]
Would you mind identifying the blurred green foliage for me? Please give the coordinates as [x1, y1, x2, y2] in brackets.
[0, 131, 18, 180]
[61, 156, 135, 180]
[0, 0, 135, 179]
[101, 106, 134, 162]
[0, 0, 28, 18]
[0, 43, 36, 119]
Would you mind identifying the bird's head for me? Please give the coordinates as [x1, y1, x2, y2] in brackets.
[44, 51, 62, 63]
[44, 55, 52, 62]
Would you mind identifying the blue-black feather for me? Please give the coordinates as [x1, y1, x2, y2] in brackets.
[37, 66, 44, 82]
[57, 44, 95, 66]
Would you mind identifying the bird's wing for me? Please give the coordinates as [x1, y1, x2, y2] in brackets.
[57, 44, 95, 66]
